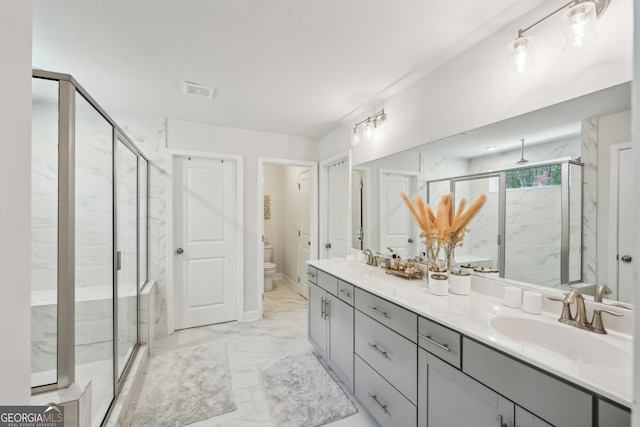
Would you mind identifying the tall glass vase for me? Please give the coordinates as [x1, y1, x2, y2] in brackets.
[443, 243, 455, 272]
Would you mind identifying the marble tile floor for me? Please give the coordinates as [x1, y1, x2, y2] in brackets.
[142, 280, 379, 427]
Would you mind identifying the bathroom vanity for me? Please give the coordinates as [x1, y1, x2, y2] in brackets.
[307, 259, 632, 427]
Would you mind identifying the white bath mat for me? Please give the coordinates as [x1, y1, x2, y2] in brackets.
[132, 342, 236, 426]
[258, 351, 357, 427]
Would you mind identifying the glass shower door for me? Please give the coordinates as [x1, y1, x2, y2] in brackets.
[75, 91, 114, 426]
[115, 136, 139, 379]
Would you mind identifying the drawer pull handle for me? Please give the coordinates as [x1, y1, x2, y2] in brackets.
[367, 343, 388, 359]
[368, 306, 388, 318]
[367, 393, 388, 414]
[497, 414, 507, 427]
[338, 289, 351, 298]
[320, 297, 325, 319]
[418, 334, 451, 352]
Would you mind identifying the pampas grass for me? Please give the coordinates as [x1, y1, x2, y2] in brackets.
[401, 192, 487, 257]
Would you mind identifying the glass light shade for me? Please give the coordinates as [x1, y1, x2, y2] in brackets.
[507, 36, 535, 75]
[351, 126, 360, 146]
[377, 112, 388, 129]
[561, 1, 597, 51]
[364, 120, 374, 140]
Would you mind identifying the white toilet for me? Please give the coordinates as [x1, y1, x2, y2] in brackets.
[264, 243, 277, 291]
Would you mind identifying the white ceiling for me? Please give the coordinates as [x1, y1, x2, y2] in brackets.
[32, 0, 549, 139]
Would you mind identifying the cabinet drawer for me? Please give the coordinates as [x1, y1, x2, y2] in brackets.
[355, 288, 417, 342]
[355, 310, 417, 404]
[307, 265, 317, 285]
[337, 280, 354, 306]
[355, 355, 417, 427]
[598, 400, 631, 427]
[463, 337, 592, 427]
[418, 316, 461, 368]
[317, 270, 338, 295]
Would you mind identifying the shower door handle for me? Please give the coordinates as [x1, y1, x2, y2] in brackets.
[116, 251, 122, 271]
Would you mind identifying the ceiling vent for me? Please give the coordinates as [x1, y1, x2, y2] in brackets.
[182, 81, 215, 99]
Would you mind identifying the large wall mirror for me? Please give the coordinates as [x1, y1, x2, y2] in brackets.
[352, 81, 633, 304]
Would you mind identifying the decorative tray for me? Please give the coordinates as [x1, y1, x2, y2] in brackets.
[384, 268, 423, 280]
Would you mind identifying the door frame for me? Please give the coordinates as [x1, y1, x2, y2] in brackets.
[320, 151, 350, 259]
[257, 157, 318, 318]
[352, 166, 371, 251]
[166, 149, 244, 335]
[607, 142, 632, 300]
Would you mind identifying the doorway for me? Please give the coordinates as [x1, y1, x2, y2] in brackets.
[168, 151, 243, 332]
[258, 159, 318, 318]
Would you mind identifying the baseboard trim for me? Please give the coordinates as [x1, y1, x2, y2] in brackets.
[281, 275, 308, 298]
[241, 310, 260, 323]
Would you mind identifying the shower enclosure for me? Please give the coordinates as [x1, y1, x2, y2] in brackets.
[31, 70, 149, 426]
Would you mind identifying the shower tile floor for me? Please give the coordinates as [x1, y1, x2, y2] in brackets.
[147, 280, 379, 427]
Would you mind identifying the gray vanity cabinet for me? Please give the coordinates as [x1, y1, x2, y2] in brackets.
[326, 292, 354, 392]
[418, 348, 514, 427]
[354, 288, 418, 427]
[598, 399, 631, 427]
[307, 268, 354, 392]
[515, 407, 554, 427]
[463, 337, 592, 427]
[307, 281, 327, 357]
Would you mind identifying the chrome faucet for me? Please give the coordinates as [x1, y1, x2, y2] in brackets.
[363, 249, 375, 266]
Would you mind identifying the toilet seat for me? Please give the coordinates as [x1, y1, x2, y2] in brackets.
[264, 262, 276, 270]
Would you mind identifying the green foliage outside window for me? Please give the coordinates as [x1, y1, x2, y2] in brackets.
[506, 164, 562, 189]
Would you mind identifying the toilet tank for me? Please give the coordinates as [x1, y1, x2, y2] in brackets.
[264, 243, 273, 262]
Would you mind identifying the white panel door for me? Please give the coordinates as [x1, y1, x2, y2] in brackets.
[615, 146, 635, 303]
[174, 156, 238, 329]
[327, 160, 349, 258]
[380, 171, 416, 257]
[298, 169, 311, 297]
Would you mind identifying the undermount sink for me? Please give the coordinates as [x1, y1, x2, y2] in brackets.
[490, 316, 630, 366]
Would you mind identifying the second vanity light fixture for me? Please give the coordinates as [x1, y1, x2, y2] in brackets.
[507, 0, 610, 75]
[351, 109, 388, 146]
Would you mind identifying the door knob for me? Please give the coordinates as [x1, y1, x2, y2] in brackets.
[621, 255, 632, 263]
[176, 248, 184, 254]
[308, 241, 311, 246]
[325, 243, 332, 249]
[408, 238, 414, 243]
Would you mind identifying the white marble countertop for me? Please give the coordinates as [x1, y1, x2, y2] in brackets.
[308, 258, 633, 407]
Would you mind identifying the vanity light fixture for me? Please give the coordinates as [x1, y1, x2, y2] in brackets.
[351, 109, 388, 146]
[515, 139, 529, 164]
[507, 0, 610, 75]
